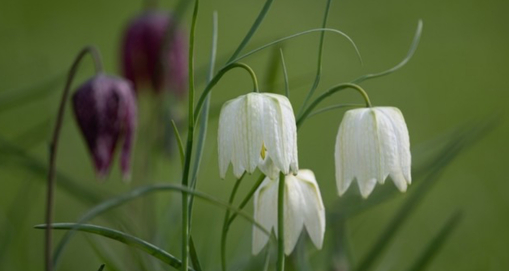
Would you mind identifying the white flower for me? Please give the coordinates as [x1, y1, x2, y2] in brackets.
[218, 93, 298, 179]
[252, 169, 325, 255]
[335, 107, 411, 198]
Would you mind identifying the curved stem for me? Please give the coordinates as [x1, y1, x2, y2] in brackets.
[193, 62, 259, 123]
[229, 28, 361, 66]
[45, 45, 103, 271]
[181, 1, 199, 270]
[276, 172, 286, 271]
[220, 175, 245, 271]
[297, 83, 372, 128]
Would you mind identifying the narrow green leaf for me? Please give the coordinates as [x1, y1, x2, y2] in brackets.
[279, 48, 290, 98]
[307, 103, 363, 118]
[36, 223, 190, 271]
[406, 211, 462, 271]
[97, 264, 105, 271]
[298, 0, 334, 116]
[53, 183, 274, 267]
[189, 236, 203, 271]
[263, 47, 282, 94]
[170, 119, 185, 168]
[227, 0, 275, 63]
[351, 20, 422, 84]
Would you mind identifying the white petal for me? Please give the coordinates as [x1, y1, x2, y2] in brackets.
[375, 107, 411, 191]
[218, 99, 236, 179]
[335, 111, 355, 195]
[282, 175, 305, 255]
[252, 177, 278, 255]
[245, 94, 265, 173]
[296, 170, 325, 250]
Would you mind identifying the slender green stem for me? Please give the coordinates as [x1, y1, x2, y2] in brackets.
[188, 10, 219, 229]
[45, 45, 102, 271]
[193, 62, 259, 123]
[181, 1, 199, 270]
[220, 175, 245, 271]
[279, 48, 290, 98]
[298, 0, 333, 117]
[276, 172, 286, 271]
[297, 83, 371, 128]
[227, 173, 266, 226]
[227, 0, 275, 63]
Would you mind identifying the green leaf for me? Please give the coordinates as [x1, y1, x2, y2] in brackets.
[351, 20, 422, 84]
[227, 0, 275, 63]
[97, 264, 105, 271]
[53, 183, 274, 267]
[36, 223, 191, 271]
[406, 211, 462, 271]
[189, 236, 203, 271]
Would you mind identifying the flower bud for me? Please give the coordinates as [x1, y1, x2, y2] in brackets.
[72, 74, 137, 180]
[121, 11, 187, 96]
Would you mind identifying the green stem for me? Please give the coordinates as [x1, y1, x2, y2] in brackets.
[297, 83, 372, 128]
[193, 62, 259, 123]
[181, 1, 199, 270]
[277, 172, 286, 271]
[45, 45, 102, 271]
[220, 175, 245, 271]
[227, 174, 266, 227]
[297, 0, 333, 117]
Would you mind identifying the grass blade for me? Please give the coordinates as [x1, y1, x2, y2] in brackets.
[189, 236, 203, 271]
[406, 211, 462, 271]
[227, 0, 274, 63]
[351, 20, 422, 84]
[36, 223, 190, 271]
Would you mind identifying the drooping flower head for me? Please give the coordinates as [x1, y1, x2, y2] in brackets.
[218, 93, 298, 179]
[335, 107, 411, 198]
[252, 169, 325, 255]
[72, 74, 137, 180]
[121, 10, 187, 95]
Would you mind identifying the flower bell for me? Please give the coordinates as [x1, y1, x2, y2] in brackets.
[335, 107, 411, 198]
[121, 11, 187, 95]
[218, 93, 298, 179]
[252, 169, 325, 255]
[72, 74, 137, 180]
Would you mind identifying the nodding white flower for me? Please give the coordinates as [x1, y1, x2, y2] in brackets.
[218, 93, 298, 179]
[335, 107, 411, 198]
[252, 169, 325, 255]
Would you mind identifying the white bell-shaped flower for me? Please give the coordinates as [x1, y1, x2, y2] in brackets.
[335, 107, 411, 198]
[252, 169, 325, 255]
[218, 93, 298, 179]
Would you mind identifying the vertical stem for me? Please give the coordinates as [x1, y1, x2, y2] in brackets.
[181, 0, 199, 270]
[277, 172, 286, 271]
[220, 175, 244, 271]
[45, 46, 102, 271]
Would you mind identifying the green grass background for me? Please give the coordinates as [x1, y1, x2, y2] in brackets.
[0, 0, 508, 270]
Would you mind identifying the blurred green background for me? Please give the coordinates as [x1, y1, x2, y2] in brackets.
[0, 0, 508, 270]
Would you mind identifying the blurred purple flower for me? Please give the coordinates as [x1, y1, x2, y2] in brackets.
[121, 11, 187, 96]
[72, 74, 137, 180]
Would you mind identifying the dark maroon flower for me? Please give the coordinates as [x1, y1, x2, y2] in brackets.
[72, 74, 137, 180]
[121, 10, 187, 96]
